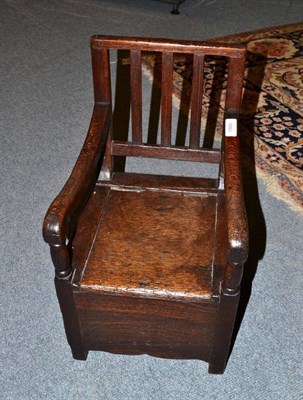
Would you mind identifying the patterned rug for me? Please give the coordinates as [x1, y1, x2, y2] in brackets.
[142, 23, 303, 216]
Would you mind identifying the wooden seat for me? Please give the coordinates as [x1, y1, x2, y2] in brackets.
[80, 186, 216, 300]
[43, 36, 248, 374]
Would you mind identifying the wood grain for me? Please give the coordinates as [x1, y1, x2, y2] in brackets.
[81, 189, 217, 301]
[161, 52, 173, 146]
[130, 50, 142, 144]
[112, 141, 221, 163]
[43, 104, 111, 247]
[72, 186, 110, 283]
[91, 35, 246, 58]
[189, 54, 204, 149]
[99, 171, 219, 192]
[75, 292, 217, 361]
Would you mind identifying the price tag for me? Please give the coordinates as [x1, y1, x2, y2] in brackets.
[225, 118, 237, 137]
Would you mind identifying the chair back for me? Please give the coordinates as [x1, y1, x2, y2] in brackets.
[90, 35, 246, 166]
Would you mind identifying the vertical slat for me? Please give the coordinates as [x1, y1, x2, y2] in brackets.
[91, 47, 112, 104]
[225, 56, 245, 115]
[189, 54, 204, 149]
[130, 50, 142, 144]
[161, 52, 173, 147]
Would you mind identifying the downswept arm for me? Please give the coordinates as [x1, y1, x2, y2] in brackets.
[224, 135, 249, 266]
[43, 104, 111, 276]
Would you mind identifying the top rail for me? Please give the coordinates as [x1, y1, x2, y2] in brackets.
[90, 35, 246, 58]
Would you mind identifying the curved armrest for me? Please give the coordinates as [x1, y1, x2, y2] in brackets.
[224, 135, 249, 265]
[43, 104, 111, 246]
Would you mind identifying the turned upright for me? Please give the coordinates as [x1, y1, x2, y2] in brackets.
[43, 35, 248, 374]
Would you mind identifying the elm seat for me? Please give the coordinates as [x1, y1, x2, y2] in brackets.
[79, 185, 216, 300]
[43, 35, 249, 374]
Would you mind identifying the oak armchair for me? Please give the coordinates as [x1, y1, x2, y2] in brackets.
[43, 35, 248, 374]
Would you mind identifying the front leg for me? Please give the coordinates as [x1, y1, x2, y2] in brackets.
[50, 244, 72, 279]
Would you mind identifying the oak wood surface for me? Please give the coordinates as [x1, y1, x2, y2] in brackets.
[72, 186, 110, 283]
[43, 34, 249, 374]
[189, 54, 204, 149]
[90, 35, 246, 57]
[99, 172, 219, 192]
[224, 56, 248, 265]
[81, 189, 217, 301]
[161, 52, 173, 146]
[43, 104, 111, 246]
[75, 292, 217, 361]
[130, 50, 143, 144]
[112, 141, 221, 163]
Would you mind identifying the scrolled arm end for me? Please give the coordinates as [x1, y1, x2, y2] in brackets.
[43, 203, 68, 246]
[227, 228, 249, 265]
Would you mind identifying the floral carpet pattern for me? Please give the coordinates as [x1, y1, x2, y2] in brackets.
[142, 23, 303, 215]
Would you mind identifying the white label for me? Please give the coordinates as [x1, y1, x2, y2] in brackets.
[225, 118, 237, 137]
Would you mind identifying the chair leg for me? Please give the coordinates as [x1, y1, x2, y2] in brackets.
[55, 277, 88, 360]
[208, 357, 227, 375]
[208, 292, 240, 374]
[71, 348, 88, 361]
[171, 4, 180, 14]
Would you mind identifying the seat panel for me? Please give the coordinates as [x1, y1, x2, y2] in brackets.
[80, 187, 217, 301]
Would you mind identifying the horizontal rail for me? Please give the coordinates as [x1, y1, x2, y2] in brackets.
[98, 172, 219, 192]
[91, 36, 246, 58]
[112, 141, 221, 163]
